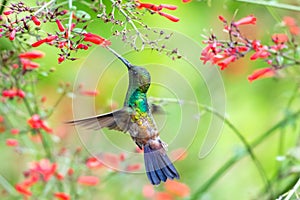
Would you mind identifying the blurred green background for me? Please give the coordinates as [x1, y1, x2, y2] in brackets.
[1, 0, 300, 199]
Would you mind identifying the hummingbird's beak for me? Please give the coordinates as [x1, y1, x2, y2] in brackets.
[106, 47, 132, 70]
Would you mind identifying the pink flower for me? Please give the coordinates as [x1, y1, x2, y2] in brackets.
[272, 33, 289, 44]
[28, 159, 57, 181]
[233, 15, 256, 26]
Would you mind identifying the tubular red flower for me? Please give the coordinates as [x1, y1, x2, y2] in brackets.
[16, 89, 26, 98]
[2, 89, 17, 98]
[27, 114, 52, 133]
[3, 10, 13, 15]
[126, 163, 141, 171]
[21, 59, 40, 70]
[137, 3, 161, 11]
[165, 180, 190, 198]
[28, 159, 57, 181]
[6, 138, 18, 146]
[248, 68, 275, 82]
[84, 33, 105, 45]
[159, 4, 177, 10]
[11, 128, 20, 135]
[31, 16, 41, 26]
[217, 55, 236, 70]
[80, 90, 99, 96]
[9, 29, 16, 40]
[250, 47, 270, 60]
[19, 50, 45, 59]
[31, 39, 47, 47]
[56, 19, 65, 32]
[218, 15, 227, 23]
[77, 176, 99, 186]
[182, 0, 192, 2]
[158, 11, 179, 22]
[54, 192, 70, 200]
[272, 33, 289, 44]
[233, 15, 256, 26]
[15, 184, 32, 196]
[45, 35, 58, 42]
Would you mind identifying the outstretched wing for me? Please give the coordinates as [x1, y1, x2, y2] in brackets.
[66, 108, 132, 132]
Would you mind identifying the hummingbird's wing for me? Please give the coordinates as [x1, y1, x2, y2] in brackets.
[150, 103, 165, 115]
[66, 108, 131, 132]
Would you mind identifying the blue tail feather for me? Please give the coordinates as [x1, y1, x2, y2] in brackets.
[144, 144, 179, 185]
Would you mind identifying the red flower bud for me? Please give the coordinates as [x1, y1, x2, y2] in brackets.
[56, 19, 65, 32]
[9, 29, 16, 40]
[3, 10, 13, 15]
[6, 138, 18, 147]
[77, 176, 99, 186]
[19, 50, 45, 59]
[45, 35, 58, 42]
[233, 15, 256, 26]
[248, 68, 275, 82]
[32, 39, 46, 47]
[2, 89, 17, 98]
[58, 56, 65, 64]
[182, 0, 192, 3]
[158, 12, 179, 22]
[31, 16, 41, 26]
[159, 4, 177, 10]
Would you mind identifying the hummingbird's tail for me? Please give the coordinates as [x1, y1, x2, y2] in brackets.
[143, 143, 179, 185]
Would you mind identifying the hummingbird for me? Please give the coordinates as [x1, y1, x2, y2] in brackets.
[67, 47, 179, 185]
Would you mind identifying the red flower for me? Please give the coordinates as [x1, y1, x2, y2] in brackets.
[6, 138, 18, 147]
[233, 15, 256, 26]
[159, 4, 177, 10]
[3, 10, 13, 15]
[250, 47, 270, 60]
[21, 59, 40, 70]
[19, 51, 45, 59]
[56, 19, 65, 32]
[28, 159, 57, 181]
[9, 29, 16, 41]
[80, 90, 99, 96]
[164, 180, 190, 198]
[27, 114, 52, 133]
[125, 163, 141, 171]
[143, 184, 155, 198]
[2, 89, 17, 98]
[31, 16, 41, 26]
[272, 33, 289, 44]
[77, 176, 99, 186]
[248, 68, 275, 82]
[86, 157, 103, 169]
[154, 192, 173, 200]
[158, 12, 179, 22]
[54, 192, 70, 200]
[170, 148, 187, 161]
[15, 184, 32, 196]
[58, 56, 65, 64]
[31, 39, 46, 47]
[77, 44, 89, 50]
[11, 128, 19, 135]
[217, 55, 236, 70]
[218, 15, 227, 23]
[83, 33, 111, 46]
[182, 0, 192, 2]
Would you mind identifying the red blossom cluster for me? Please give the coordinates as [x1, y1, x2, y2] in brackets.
[14, 158, 100, 199]
[136, 1, 180, 22]
[27, 114, 53, 133]
[2, 88, 25, 99]
[201, 15, 300, 82]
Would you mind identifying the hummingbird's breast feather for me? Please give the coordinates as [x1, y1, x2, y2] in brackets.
[129, 113, 159, 146]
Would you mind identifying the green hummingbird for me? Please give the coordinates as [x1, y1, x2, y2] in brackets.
[67, 47, 179, 185]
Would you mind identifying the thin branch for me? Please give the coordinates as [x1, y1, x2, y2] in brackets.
[235, 0, 300, 12]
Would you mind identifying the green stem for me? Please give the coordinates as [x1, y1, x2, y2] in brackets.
[40, 131, 53, 161]
[0, 174, 17, 196]
[234, 0, 300, 12]
[191, 109, 300, 199]
[0, 0, 8, 15]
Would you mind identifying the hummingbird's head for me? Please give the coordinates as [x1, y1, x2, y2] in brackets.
[129, 66, 151, 93]
[115, 54, 151, 93]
